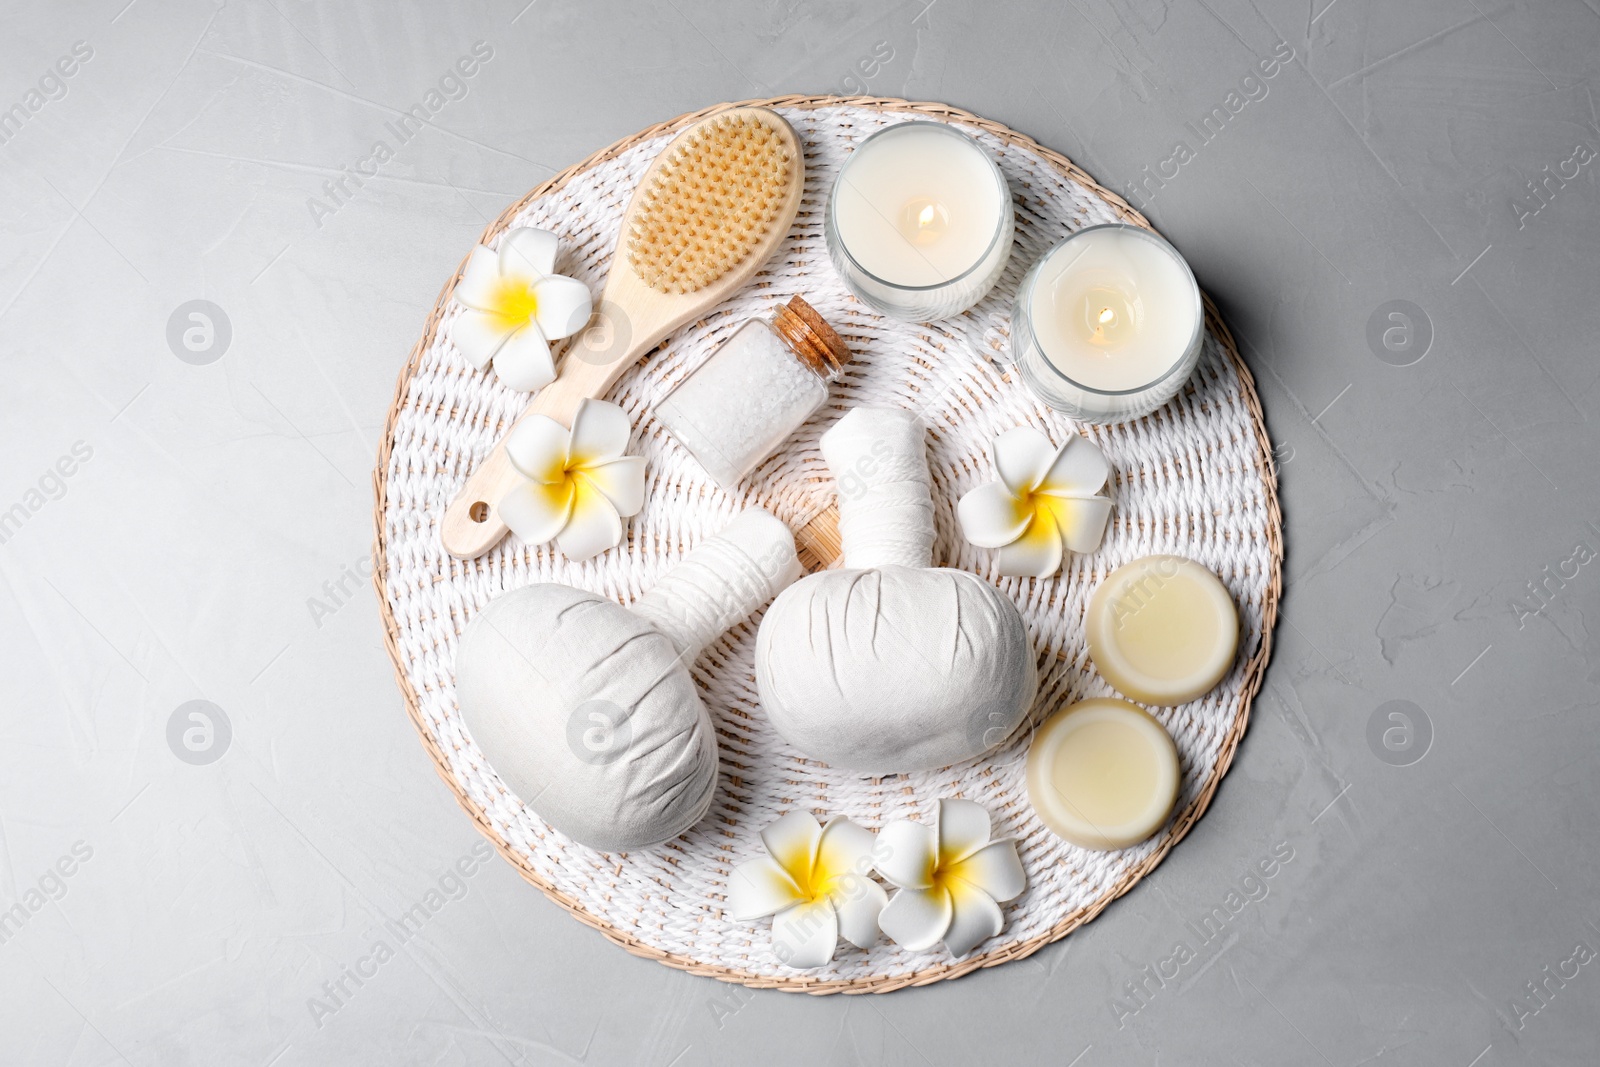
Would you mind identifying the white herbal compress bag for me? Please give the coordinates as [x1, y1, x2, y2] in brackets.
[456, 507, 801, 850]
[756, 407, 1037, 773]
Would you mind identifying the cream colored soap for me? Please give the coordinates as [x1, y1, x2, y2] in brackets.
[1026, 698, 1180, 851]
[1086, 555, 1238, 706]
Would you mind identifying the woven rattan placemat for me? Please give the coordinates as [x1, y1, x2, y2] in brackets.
[372, 95, 1282, 993]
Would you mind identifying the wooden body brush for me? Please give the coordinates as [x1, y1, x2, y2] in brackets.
[441, 107, 806, 559]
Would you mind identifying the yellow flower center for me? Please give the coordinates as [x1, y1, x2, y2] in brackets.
[791, 865, 826, 903]
[774, 840, 836, 904]
[522, 449, 578, 487]
[488, 276, 539, 330]
[1014, 487, 1051, 527]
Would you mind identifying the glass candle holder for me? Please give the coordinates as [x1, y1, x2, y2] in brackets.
[825, 122, 1014, 322]
[1012, 223, 1203, 424]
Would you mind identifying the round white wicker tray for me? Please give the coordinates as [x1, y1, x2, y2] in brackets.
[373, 96, 1282, 993]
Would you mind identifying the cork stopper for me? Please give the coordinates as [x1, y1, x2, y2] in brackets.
[773, 295, 850, 380]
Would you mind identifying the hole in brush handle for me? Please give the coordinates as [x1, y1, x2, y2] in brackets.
[442, 450, 516, 558]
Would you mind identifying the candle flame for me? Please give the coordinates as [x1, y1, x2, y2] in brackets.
[917, 204, 936, 228]
[1097, 306, 1116, 326]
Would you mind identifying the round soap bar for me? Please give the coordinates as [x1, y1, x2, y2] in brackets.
[1085, 555, 1238, 706]
[1026, 698, 1180, 851]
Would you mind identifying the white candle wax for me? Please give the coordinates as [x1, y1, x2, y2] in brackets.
[1085, 555, 1239, 706]
[1025, 698, 1180, 851]
[1014, 224, 1203, 423]
[826, 122, 1013, 321]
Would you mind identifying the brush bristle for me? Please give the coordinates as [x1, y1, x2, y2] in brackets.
[626, 113, 793, 295]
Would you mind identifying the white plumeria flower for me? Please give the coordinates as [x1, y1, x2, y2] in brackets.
[728, 811, 887, 969]
[874, 799, 1026, 959]
[451, 226, 594, 393]
[955, 426, 1112, 578]
[498, 399, 645, 562]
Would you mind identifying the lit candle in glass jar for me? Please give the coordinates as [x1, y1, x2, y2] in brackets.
[1013, 224, 1203, 424]
[825, 122, 1014, 322]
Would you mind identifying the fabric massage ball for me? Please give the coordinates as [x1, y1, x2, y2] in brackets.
[755, 407, 1038, 773]
[455, 507, 801, 851]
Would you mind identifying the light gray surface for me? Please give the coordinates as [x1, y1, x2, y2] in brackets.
[2, 1, 1597, 1064]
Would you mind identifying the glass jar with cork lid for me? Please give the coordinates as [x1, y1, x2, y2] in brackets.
[655, 296, 851, 490]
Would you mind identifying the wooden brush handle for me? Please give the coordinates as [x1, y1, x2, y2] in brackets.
[439, 308, 651, 559]
[444, 315, 847, 569]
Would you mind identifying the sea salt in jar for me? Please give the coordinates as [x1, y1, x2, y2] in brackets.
[656, 296, 850, 490]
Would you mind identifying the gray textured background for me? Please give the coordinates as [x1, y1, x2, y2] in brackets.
[3, 0, 1597, 1064]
